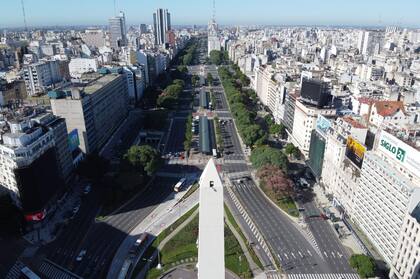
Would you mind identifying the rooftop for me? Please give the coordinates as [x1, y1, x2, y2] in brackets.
[342, 116, 366, 129]
[82, 73, 120, 94]
[374, 101, 405, 117]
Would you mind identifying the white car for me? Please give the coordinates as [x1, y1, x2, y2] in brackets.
[76, 250, 87, 261]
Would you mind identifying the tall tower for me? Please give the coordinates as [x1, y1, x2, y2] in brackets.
[207, 0, 221, 56]
[109, 11, 127, 50]
[153, 8, 171, 46]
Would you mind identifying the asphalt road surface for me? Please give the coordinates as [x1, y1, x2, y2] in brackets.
[36, 177, 178, 279]
[209, 62, 358, 277]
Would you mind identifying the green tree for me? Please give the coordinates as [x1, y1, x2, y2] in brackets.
[157, 94, 177, 109]
[209, 50, 222, 65]
[184, 114, 193, 151]
[76, 153, 109, 182]
[177, 65, 188, 74]
[349, 254, 376, 278]
[206, 73, 214, 85]
[250, 145, 288, 172]
[124, 145, 162, 176]
[284, 143, 300, 158]
[242, 124, 267, 147]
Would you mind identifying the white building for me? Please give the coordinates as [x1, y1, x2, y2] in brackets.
[352, 130, 420, 264]
[368, 100, 408, 128]
[207, 19, 221, 56]
[82, 29, 106, 49]
[321, 117, 368, 217]
[291, 98, 336, 156]
[389, 202, 420, 279]
[23, 60, 62, 96]
[68, 58, 99, 78]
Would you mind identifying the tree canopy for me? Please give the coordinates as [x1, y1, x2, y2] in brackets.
[250, 145, 288, 172]
[218, 66, 267, 147]
[156, 79, 185, 109]
[349, 254, 376, 278]
[206, 72, 213, 85]
[284, 143, 300, 159]
[257, 165, 293, 197]
[124, 145, 162, 176]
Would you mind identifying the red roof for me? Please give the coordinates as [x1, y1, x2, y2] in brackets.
[373, 101, 405, 117]
[342, 116, 366, 129]
[358, 97, 374, 105]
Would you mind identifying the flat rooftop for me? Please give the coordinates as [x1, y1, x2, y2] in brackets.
[82, 73, 120, 94]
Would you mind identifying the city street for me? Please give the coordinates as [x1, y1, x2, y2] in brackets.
[207, 63, 359, 278]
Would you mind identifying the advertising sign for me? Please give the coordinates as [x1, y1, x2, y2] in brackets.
[68, 129, 80, 152]
[315, 115, 332, 138]
[377, 131, 420, 175]
[345, 136, 366, 168]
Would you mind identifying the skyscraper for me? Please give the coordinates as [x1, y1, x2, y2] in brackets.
[109, 11, 127, 50]
[153, 8, 171, 46]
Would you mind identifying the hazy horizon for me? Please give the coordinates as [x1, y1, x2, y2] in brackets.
[1, 0, 420, 29]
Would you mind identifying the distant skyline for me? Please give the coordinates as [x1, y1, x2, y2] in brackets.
[1, 0, 420, 28]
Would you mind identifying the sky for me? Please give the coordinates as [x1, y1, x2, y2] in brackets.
[1, 0, 420, 28]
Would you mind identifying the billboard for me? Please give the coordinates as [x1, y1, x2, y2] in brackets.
[377, 131, 420, 175]
[315, 115, 332, 138]
[68, 129, 80, 152]
[345, 136, 366, 168]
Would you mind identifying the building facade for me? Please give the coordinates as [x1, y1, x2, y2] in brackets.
[23, 60, 62, 96]
[109, 11, 127, 50]
[153, 9, 171, 46]
[50, 72, 129, 154]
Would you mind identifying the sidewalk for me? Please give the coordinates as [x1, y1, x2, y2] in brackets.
[23, 181, 84, 245]
[106, 179, 200, 279]
[312, 183, 364, 255]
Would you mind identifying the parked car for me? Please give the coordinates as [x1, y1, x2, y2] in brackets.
[76, 250, 87, 261]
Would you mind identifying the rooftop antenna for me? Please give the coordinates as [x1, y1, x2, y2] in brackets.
[212, 0, 216, 22]
[21, 0, 28, 32]
[113, 0, 117, 16]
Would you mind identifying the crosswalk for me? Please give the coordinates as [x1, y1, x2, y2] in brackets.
[288, 273, 359, 279]
[38, 260, 81, 279]
[266, 270, 286, 279]
[5, 261, 25, 279]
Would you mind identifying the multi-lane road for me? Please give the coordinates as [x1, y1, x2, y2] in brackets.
[203, 64, 358, 278]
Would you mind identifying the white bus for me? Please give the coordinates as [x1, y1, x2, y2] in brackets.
[174, 178, 186, 192]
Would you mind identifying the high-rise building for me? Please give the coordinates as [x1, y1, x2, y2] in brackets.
[361, 31, 384, 58]
[352, 129, 420, 264]
[207, 19, 221, 56]
[0, 109, 72, 220]
[389, 202, 420, 279]
[50, 71, 129, 154]
[82, 29, 106, 49]
[109, 11, 127, 50]
[153, 8, 171, 46]
[23, 60, 62, 96]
